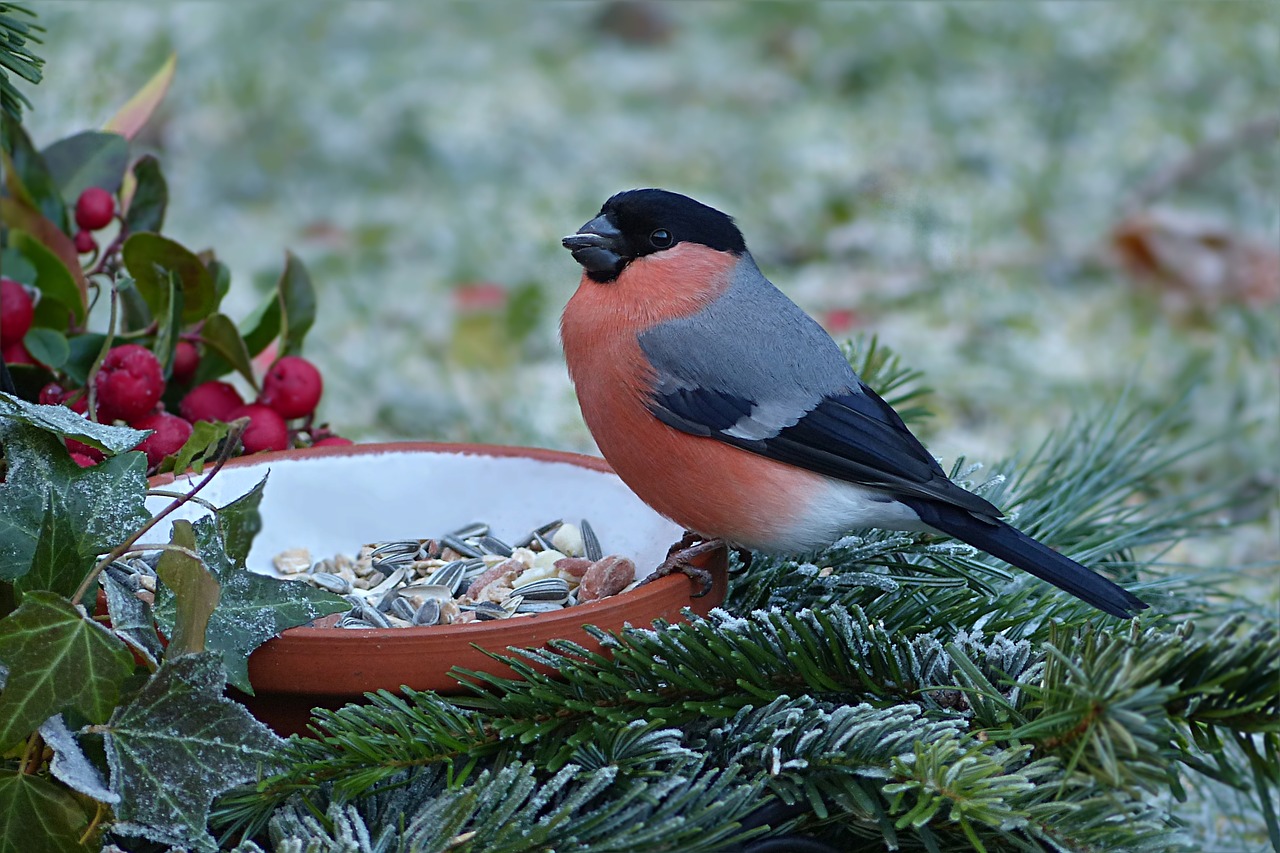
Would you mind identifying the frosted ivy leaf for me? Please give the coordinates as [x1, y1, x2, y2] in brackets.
[102, 653, 285, 852]
[39, 714, 118, 804]
[0, 422, 149, 583]
[0, 391, 149, 454]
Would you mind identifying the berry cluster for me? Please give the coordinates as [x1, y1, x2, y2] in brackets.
[36, 342, 344, 470]
[4, 179, 351, 472]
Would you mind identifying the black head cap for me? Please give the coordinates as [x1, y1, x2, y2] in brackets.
[562, 188, 747, 283]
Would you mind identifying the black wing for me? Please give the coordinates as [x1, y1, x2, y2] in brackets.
[647, 381, 1002, 520]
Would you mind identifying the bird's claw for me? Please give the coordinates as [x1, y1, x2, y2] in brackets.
[641, 532, 723, 598]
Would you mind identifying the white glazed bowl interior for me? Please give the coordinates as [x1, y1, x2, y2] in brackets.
[147, 447, 683, 578]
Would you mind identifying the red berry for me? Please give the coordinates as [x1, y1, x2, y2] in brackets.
[95, 344, 165, 423]
[39, 383, 69, 405]
[258, 355, 323, 420]
[73, 230, 97, 255]
[1, 277, 34, 343]
[179, 380, 245, 423]
[311, 435, 354, 447]
[229, 404, 289, 453]
[69, 452, 99, 468]
[132, 412, 194, 469]
[66, 393, 88, 414]
[171, 340, 200, 385]
[65, 438, 105, 464]
[2, 339, 33, 365]
[75, 187, 115, 232]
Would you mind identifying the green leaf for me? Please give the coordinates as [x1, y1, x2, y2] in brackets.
[0, 391, 147, 454]
[239, 287, 281, 358]
[216, 474, 267, 568]
[2, 224, 86, 326]
[0, 248, 36, 285]
[14, 491, 90, 600]
[122, 154, 166, 234]
[103, 53, 176, 142]
[162, 419, 228, 477]
[21, 327, 68, 370]
[41, 130, 129, 204]
[194, 312, 255, 387]
[101, 653, 283, 852]
[152, 271, 184, 376]
[154, 520, 220, 657]
[0, 114, 67, 231]
[0, 770, 91, 853]
[278, 250, 316, 356]
[154, 516, 348, 693]
[0, 592, 133, 749]
[121, 233, 218, 325]
[60, 333, 107, 387]
[0, 421, 148, 583]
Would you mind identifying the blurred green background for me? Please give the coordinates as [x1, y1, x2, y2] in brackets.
[13, 5, 1278, 843]
[20, 1, 1277, 548]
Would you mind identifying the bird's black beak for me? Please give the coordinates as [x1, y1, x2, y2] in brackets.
[562, 214, 627, 279]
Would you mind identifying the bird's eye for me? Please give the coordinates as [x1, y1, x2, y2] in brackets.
[649, 229, 673, 249]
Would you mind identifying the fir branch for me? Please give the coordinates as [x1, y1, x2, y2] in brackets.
[232, 762, 767, 853]
[0, 3, 43, 122]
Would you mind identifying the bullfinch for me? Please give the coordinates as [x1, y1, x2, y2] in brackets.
[560, 189, 1148, 619]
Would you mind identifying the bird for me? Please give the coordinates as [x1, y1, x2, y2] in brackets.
[559, 188, 1148, 619]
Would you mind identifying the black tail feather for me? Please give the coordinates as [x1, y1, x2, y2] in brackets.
[902, 499, 1148, 618]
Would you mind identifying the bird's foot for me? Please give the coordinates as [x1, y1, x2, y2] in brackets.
[641, 531, 724, 598]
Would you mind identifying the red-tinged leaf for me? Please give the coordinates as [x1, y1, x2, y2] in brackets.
[0, 592, 133, 750]
[0, 770, 92, 853]
[0, 207, 88, 320]
[103, 53, 176, 142]
[0, 115, 68, 232]
[154, 520, 220, 657]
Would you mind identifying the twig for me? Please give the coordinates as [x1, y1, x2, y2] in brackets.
[1125, 113, 1280, 213]
[84, 278, 120, 423]
[69, 419, 246, 606]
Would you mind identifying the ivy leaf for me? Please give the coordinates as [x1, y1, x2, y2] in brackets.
[101, 653, 284, 852]
[154, 520, 220, 657]
[121, 233, 218, 325]
[14, 491, 90, 600]
[154, 516, 348, 693]
[278, 250, 316, 356]
[0, 421, 148, 583]
[0, 391, 147, 454]
[0, 770, 91, 853]
[122, 154, 166, 234]
[41, 130, 129, 204]
[161, 419, 228, 477]
[215, 474, 267, 569]
[39, 714, 118, 805]
[100, 570, 162, 668]
[0, 592, 133, 750]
